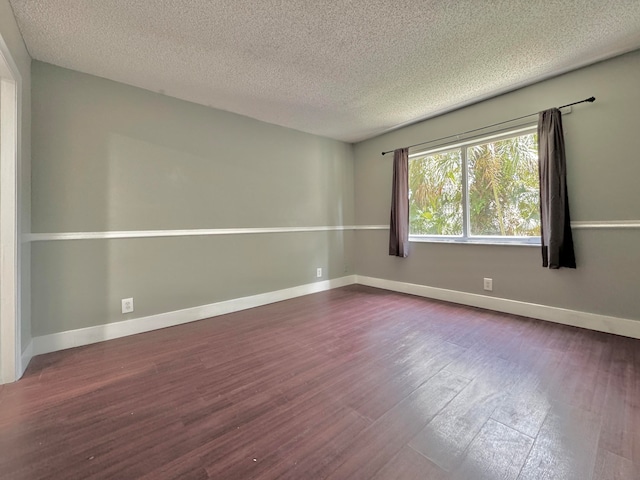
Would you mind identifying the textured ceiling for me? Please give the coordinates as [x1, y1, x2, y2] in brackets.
[9, 0, 640, 142]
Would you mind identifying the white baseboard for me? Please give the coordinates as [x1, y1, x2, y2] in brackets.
[356, 275, 640, 340]
[20, 340, 33, 378]
[32, 275, 357, 356]
[28, 272, 640, 358]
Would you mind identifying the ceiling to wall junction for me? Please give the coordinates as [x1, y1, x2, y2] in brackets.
[10, 0, 640, 142]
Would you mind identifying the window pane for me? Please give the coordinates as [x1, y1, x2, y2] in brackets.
[467, 133, 540, 237]
[409, 149, 462, 235]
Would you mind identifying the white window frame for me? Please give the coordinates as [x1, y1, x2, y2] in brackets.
[408, 125, 541, 246]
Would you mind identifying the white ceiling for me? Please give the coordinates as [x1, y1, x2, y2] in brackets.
[9, 1, 640, 143]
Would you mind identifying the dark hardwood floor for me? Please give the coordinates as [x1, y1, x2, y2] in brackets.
[0, 285, 638, 479]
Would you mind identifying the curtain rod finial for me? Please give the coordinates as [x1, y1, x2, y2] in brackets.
[587, 96, 596, 102]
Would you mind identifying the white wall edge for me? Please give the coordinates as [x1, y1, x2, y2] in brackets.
[32, 275, 357, 356]
[0, 35, 22, 384]
[20, 340, 32, 377]
[356, 275, 640, 340]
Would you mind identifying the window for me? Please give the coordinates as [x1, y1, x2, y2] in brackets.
[409, 127, 541, 244]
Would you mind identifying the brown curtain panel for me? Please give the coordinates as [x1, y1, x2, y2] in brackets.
[389, 147, 409, 257]
[537, 108, 576, 269]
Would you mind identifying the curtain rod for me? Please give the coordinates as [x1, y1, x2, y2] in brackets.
[381, 96, 595, 156]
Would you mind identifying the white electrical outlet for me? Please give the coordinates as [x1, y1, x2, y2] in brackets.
[316, 267, 322, 278]
[121, 298, 134, 314]
[483, 278, 493, 292]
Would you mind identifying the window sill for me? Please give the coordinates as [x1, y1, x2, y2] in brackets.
[409, 236, 541, 247]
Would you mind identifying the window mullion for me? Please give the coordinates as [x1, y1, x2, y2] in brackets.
[461, 145, 470, 239]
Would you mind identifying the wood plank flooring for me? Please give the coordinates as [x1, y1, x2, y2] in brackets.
[0, 285, 638, 479]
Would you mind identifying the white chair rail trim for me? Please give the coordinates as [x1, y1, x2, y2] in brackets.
[23, 220, 639, 242]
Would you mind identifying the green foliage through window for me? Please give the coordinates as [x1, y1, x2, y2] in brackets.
[409, 149, 462, 235]
[409, 130, 541, 240]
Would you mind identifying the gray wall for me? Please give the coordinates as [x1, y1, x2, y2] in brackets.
[0, 0, 31, 353]
[354, 50, 640, 321]
[31, 62, 354, 336]
[28, 50, 640, 339]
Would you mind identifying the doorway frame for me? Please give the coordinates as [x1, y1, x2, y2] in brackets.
[0, 32, 22, 384]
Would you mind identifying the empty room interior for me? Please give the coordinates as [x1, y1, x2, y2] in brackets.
[1, 1, 640, 479]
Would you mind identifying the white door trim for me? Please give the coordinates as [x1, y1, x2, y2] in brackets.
[0, 33, 22, 384]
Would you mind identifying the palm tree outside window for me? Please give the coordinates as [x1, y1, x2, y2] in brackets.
[408, 127, 540, 244]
